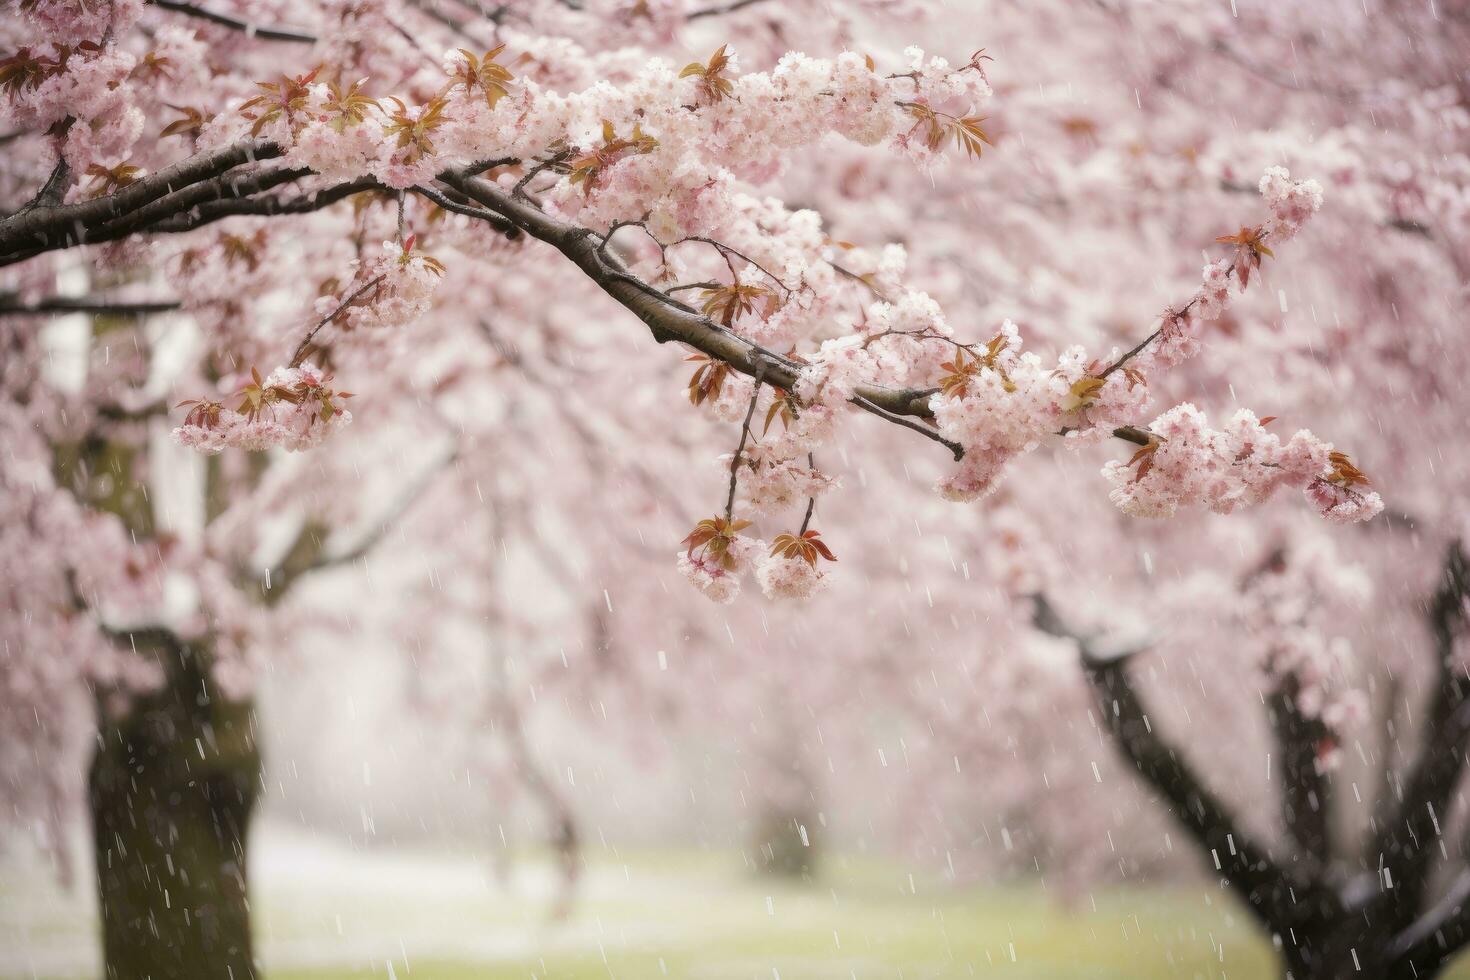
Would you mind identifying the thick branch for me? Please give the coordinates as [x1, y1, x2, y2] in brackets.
[440, 178, 921, 402]
[1376, 542, 1470, 930]
[145, 177, 384, 236]
[440, 170, 1167, 459]
[0, 140, 281, 258]
[1268, 681, 1332, 870]
[1388, 868, 1470, 978]
[408, 184, 520, 237]
[85, 164, 314, 243]
[1031, 594, 1316, 931]
[0, 178, 381, 264]
[439, 170, 980, 457]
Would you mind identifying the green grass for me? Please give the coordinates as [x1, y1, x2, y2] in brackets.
[255, 846, 1280, 980]
[9, 834, 1470, 979]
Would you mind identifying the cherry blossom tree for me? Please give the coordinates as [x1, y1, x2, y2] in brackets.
[2, 1, 1466, 980]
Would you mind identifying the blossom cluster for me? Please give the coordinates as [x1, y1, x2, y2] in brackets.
[1101, 405, 1383, 523]
[235, 41, 990, 231]
[785, 171, 1327, 515]
[1137, 168, 1324, 373]
[318, 238, 445, 335]
[168, 237, 440, 457]
[0, 37, 144, 172]
[679, 535, 833, 604]
[172, 364, 353, 454]
[669, 164, 1368, 602]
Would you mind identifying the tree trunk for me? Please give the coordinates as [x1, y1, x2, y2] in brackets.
[751, 803, 819, 878]
[1279, 919, 1426, 980]
[88, 633, 260, 980]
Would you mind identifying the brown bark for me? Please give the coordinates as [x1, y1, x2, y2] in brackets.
[89, 631, 259, 980]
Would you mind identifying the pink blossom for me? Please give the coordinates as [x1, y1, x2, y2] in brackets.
[755, 554, 828, 600]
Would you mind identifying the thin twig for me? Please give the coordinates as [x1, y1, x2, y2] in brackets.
[852, 394, 963, 460]
[669, 235, 793, 295]
[724, 372, 764, 521]
[798, 453, 817, 534]
[289, 274, 386, 367]
[410, 184, 518, 237]
[1095, 256, 1241, 382]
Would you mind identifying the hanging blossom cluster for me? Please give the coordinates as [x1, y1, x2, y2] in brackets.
[316, 237, 446, 335]
[172, 363, 354, 454]
[679, 510, 839, 604]
[920, 168, 1344, 507]
[171, 235, 444, 454]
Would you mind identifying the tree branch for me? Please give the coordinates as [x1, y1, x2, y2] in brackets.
[0, 178, 380, 264]
[84, 164, 314, 243]
[0, 140, 282, 259]
[315, 445, 461, 570]
[1388, 867, 1470, 978]
[1030, 594, 1316, 932]
[148, 0, 318, 43]
[1268, 680, 1332, 870]
[439, 169, 986, 457]
[407, 184, 520, 237]
[0, 140, 1165, 460]
[1375, 542, 1470, 931]
[0, 297, 180, 317]
[725, 376, 764, 520]
[438, 170, 1174, 460]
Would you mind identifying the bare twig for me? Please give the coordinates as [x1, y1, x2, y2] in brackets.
[851, 394, 963, 459]
[725, 373, 764, 520]
[148, 0, 318, 43]
[289, 274, 386, 367]
[409, 184, 519, 237]
[798, 453, 817, 535]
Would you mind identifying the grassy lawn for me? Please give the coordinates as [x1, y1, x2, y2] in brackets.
[6, 825, 1470, 979]
[260, 850, 1273, 980]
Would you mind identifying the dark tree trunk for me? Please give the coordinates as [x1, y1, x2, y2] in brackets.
[1281, 920, 1394, 980]
[89, 632, 260, 980]
[1034, 544, 1470, 980]
[751, 804, 818, 878]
